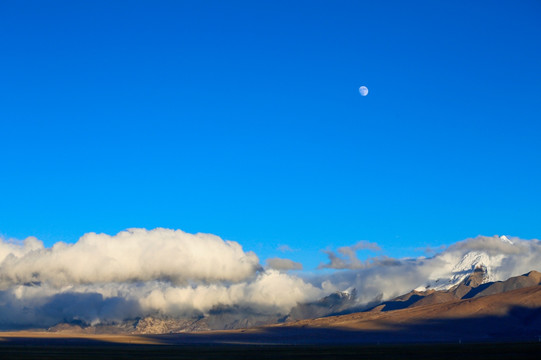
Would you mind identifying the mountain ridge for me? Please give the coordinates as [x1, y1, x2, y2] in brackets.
[371, 269, 541, 312]
[268, 280, 541, 343]
[45, 269, 541, 334]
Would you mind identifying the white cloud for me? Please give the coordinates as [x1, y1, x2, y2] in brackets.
[134, 269, 320, 316]
[0, 229, 322, 329]
[0, 228, 261, 289]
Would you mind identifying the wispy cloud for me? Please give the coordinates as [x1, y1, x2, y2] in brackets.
[266, 257, 303, 271]
[277, 244, 296, 253]
[319, 240, 382, 269]
[415, 244, 447, 255]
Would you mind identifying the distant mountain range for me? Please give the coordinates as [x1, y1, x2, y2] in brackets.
[267, 270, 541, 344]
[47, 267, 541, 336]
[43, 235, 540, 335]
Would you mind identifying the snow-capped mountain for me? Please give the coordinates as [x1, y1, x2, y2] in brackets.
[416, 235, 513, 291]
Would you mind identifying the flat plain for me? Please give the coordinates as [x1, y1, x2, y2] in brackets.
[0, 337, 540, 360]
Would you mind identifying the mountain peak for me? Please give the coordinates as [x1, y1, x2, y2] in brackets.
[460, 266, 487, 288]
[419, 239, 515, 292]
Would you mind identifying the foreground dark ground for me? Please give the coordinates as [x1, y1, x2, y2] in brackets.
[1, 310, 541, 360]
[0, 341, 541, 360]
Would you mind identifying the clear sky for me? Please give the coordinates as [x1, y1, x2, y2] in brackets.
[1, 1, 540, 270]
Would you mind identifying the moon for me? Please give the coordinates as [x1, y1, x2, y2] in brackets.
[359, 86, 369, 96]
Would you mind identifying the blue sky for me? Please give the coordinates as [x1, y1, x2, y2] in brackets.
[1, 1, 540, 270]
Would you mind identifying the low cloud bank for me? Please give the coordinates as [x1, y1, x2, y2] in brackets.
[0, 228, 322, 329]
[0, 230, 540, 330]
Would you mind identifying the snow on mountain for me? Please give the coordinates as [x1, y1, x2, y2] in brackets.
[416, 236, 511, 291]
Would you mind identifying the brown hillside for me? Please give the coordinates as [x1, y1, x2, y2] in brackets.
[469, 270, 541, 299]
[276, 284, 541, 331]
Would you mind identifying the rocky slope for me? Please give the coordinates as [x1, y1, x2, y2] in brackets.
[372, 269, 541, 312]
[264, 283, 541, 343]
